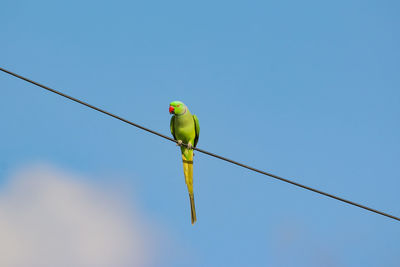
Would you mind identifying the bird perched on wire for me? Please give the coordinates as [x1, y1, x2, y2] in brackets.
[169, 101, 200, 225]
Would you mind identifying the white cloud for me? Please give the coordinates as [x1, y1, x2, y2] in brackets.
[0, 164, 158, 267]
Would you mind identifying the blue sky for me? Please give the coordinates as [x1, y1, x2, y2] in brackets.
[1, 0, 399, 266]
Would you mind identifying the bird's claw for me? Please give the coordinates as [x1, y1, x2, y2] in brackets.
[176, 140, 193, 150]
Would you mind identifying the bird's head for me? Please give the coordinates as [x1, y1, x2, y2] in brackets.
[169, 101, 186, 115]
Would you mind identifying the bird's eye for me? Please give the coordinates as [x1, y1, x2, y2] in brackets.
[177, 105, 180, 107]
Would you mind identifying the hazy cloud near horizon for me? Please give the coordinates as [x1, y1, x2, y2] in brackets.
[0, 164, 160, 267]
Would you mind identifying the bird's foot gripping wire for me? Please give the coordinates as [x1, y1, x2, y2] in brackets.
[187, 143, 193, 150]
[176, 140, 183, 146]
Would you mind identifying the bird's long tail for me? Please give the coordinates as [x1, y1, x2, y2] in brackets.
[182, 150, 196, 224]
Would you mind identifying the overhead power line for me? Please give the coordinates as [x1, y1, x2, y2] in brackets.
[1, 66, 399, 222]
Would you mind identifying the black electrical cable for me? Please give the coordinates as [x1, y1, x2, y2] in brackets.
[1, 66, 399, 222]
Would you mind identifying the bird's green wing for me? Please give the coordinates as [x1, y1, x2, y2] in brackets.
[193, 115, 200, 147]
[170, 116, 176, 140]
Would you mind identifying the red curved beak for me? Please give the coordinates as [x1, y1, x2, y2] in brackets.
[169, 106, 174, 114]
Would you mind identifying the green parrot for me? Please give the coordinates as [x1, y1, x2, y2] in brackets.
[169, 101, 200, 225]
